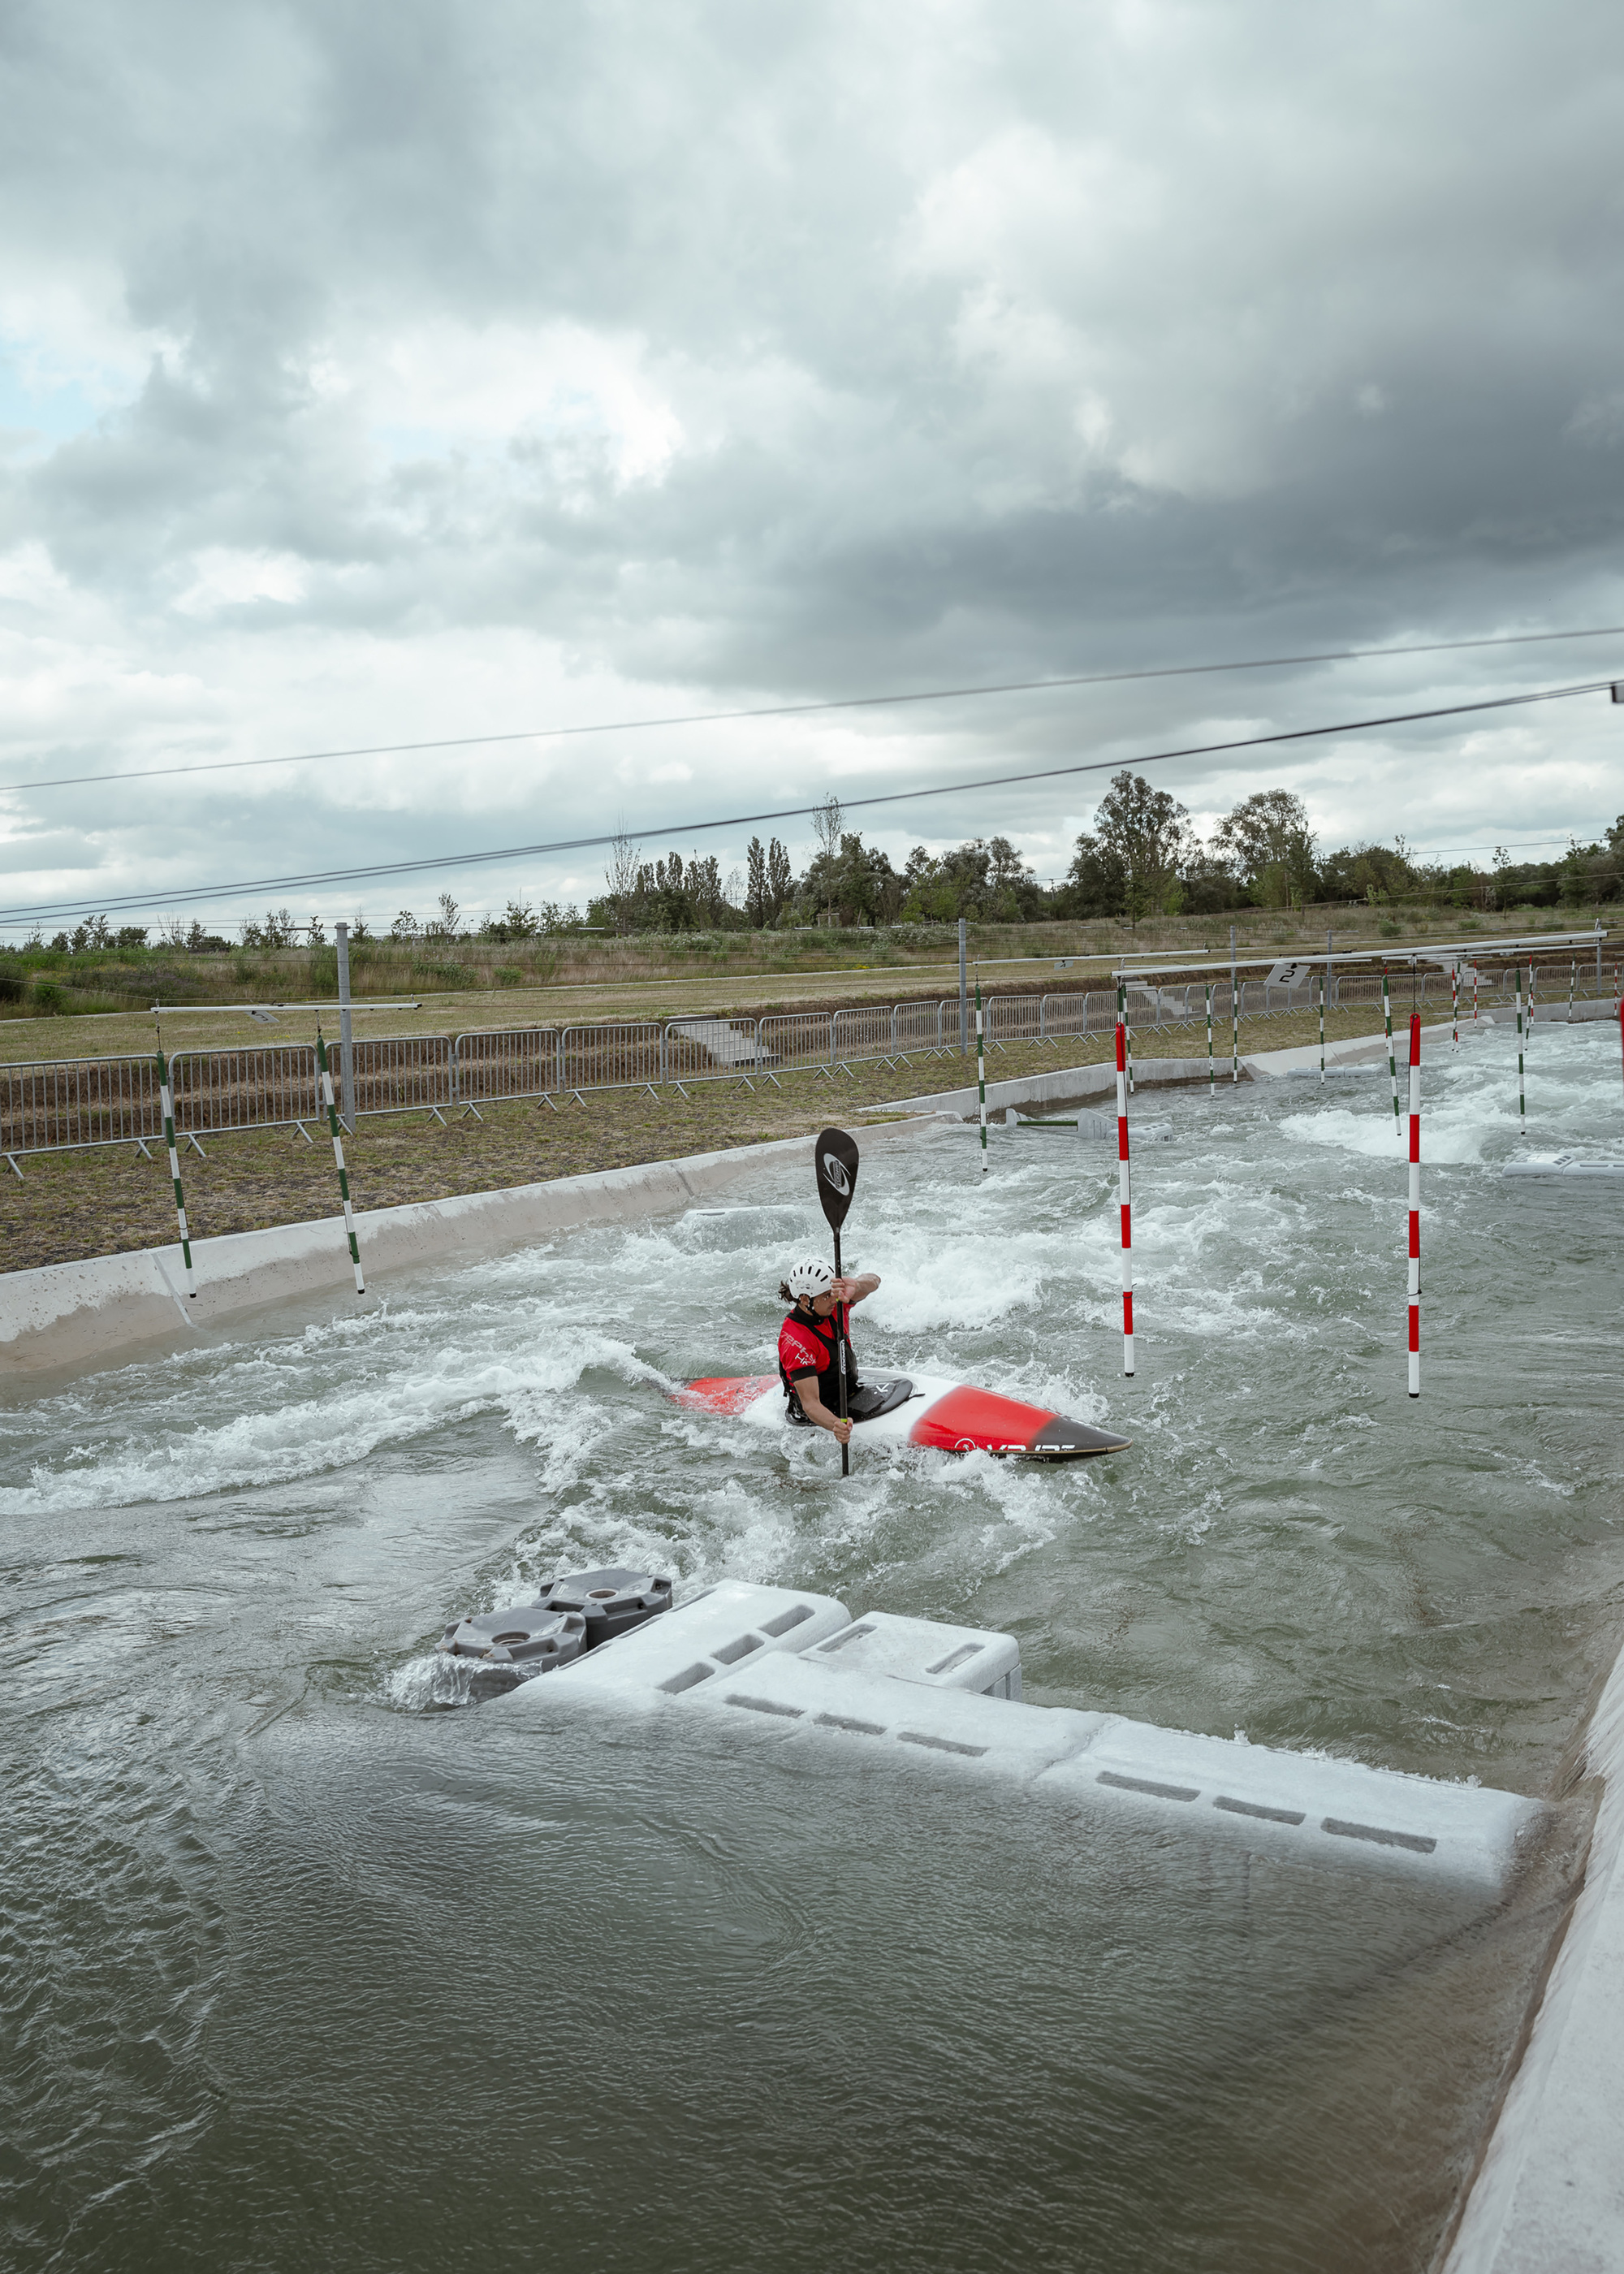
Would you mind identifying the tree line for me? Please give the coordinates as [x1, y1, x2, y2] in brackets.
[16, 775, 1623, 956]
[589, 778, 1624, 932]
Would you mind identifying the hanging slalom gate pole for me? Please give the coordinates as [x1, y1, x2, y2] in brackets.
[1472, 962, 1479, 1025]
[1317, 964, 1325, 1083]
[1383, 968, 1399, 1135]
[155, 1044, 197, 1297]
[1229, 923, 1239, 1083]
[317, 1028, 365, 1293]
[1451, 962, 1459, 1050]
[1206, 982, 1214, 1095]
[1568, 959, 1575, 1024]
[1115, 975, 1135, 1093]
[1407, 1014, 1420, 1401]
[1116, 1017, 1134, 1377]
[974, 975, 987, 1175]
[1514, 969, 1526, 1122]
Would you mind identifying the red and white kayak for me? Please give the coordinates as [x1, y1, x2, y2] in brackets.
[675, 1373, 1130, 1460]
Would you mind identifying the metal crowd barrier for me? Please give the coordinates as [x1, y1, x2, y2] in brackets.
[1, 1054, 165, 1167]
[3, 958, 1615, 1168]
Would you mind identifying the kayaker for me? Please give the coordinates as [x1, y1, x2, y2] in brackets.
[776, 1256, 881, 1442]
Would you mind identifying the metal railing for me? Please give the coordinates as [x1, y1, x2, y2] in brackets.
[3, 958, 1618, 1167]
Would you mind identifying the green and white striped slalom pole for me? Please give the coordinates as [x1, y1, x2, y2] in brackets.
[1317, 966, 1325, 1083]
[317, 1029, 365, 1293]
[974, 976, 987, 1175]
[1205, 982, 1214, 1096]
[1383, 968, 1399, 1135]
[156, 1048, 197, 1296]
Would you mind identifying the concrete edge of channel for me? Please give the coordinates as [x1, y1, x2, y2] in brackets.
[1436, 1631, 1624, 2274]
[0, 1113, 943, 1379]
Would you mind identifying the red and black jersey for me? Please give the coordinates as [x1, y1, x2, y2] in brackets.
[776, 1303, 857, 1416]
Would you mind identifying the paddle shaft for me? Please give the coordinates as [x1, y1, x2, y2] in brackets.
[832, 1226, 850, 1475]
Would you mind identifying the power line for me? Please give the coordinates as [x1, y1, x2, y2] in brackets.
[2, 622, 1622, 801]
[1, 675, 1613, 928]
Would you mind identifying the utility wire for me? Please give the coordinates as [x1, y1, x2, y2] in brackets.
[2, 675, 1613, 928]
[2, 623, 1622, 800]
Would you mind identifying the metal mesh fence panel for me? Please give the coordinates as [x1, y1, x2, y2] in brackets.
[453, 1028, 562, 1103]
[831, 1006, 895, 1061]
[171, 1044, 320, 1134]
[348, 1035, 453, 1117]
[1, 1056, 162, 1156]
[888, 1001, 944, 1054]
[987, 995, 1043, 1044]
[559, 1023, 663, 1092]
[663, 1018, 768, 1080]
[758, 1011, 836, 1070]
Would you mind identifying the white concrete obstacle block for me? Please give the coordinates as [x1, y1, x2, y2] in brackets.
[680, 1646, 1105, 1781]
[510, 1577, 852, 1707]
[1502, 1154, 1624, 1181]
[504, 1581, 1547, 1902]
[808, 1611, 1023, 1699]
[1038, 1720, 1540, 1895]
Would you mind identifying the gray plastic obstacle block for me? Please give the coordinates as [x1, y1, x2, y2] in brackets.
[539, 1567, 675, 1648]
[436, 1603, 588, 1696]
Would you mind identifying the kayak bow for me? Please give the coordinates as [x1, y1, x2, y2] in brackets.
[676, 1373, 1130, 1460]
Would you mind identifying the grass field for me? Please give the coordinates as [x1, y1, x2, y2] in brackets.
[0, 903, 1595, 1064]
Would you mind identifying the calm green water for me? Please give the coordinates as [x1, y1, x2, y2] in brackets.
[3, 1019, 1621, 2272]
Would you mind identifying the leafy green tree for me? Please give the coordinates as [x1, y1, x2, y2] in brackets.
[1212, 789, 1316, 908]
[1091, 772, 1193, 925]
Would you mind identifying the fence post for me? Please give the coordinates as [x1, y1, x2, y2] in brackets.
[156, 1048, 197, 1296]
[317, 1030, 365, 1294]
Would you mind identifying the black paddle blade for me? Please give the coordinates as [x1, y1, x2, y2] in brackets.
[814, 1126, 859, 1233]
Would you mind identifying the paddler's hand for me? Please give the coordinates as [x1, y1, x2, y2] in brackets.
[830, 1271, 879, 1306]
[827, 1414, 853, 1446]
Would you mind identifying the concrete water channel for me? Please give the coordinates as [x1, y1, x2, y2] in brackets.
[2, 1016, 1621, 2272]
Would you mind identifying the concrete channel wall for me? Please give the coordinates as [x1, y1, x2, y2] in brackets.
[1438, 1636, 1624, 2273]
[0, 1117, 937, 1379]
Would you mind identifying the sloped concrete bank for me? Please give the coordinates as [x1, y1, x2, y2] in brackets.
[0, 1117, 936, 1379]
[1438, 1636, 1624, 2272]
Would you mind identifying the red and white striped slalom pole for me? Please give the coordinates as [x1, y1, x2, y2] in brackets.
[1406, 1013, 1420, 1401]
[1116, 1018, 1134, 1377]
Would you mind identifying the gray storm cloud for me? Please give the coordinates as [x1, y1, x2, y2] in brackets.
[1, 0, 1622, 921]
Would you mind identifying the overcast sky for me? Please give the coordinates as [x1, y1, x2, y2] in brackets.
[2, 0, 1622, 936]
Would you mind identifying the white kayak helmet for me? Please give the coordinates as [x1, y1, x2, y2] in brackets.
[784, 1255, 836, 1299]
